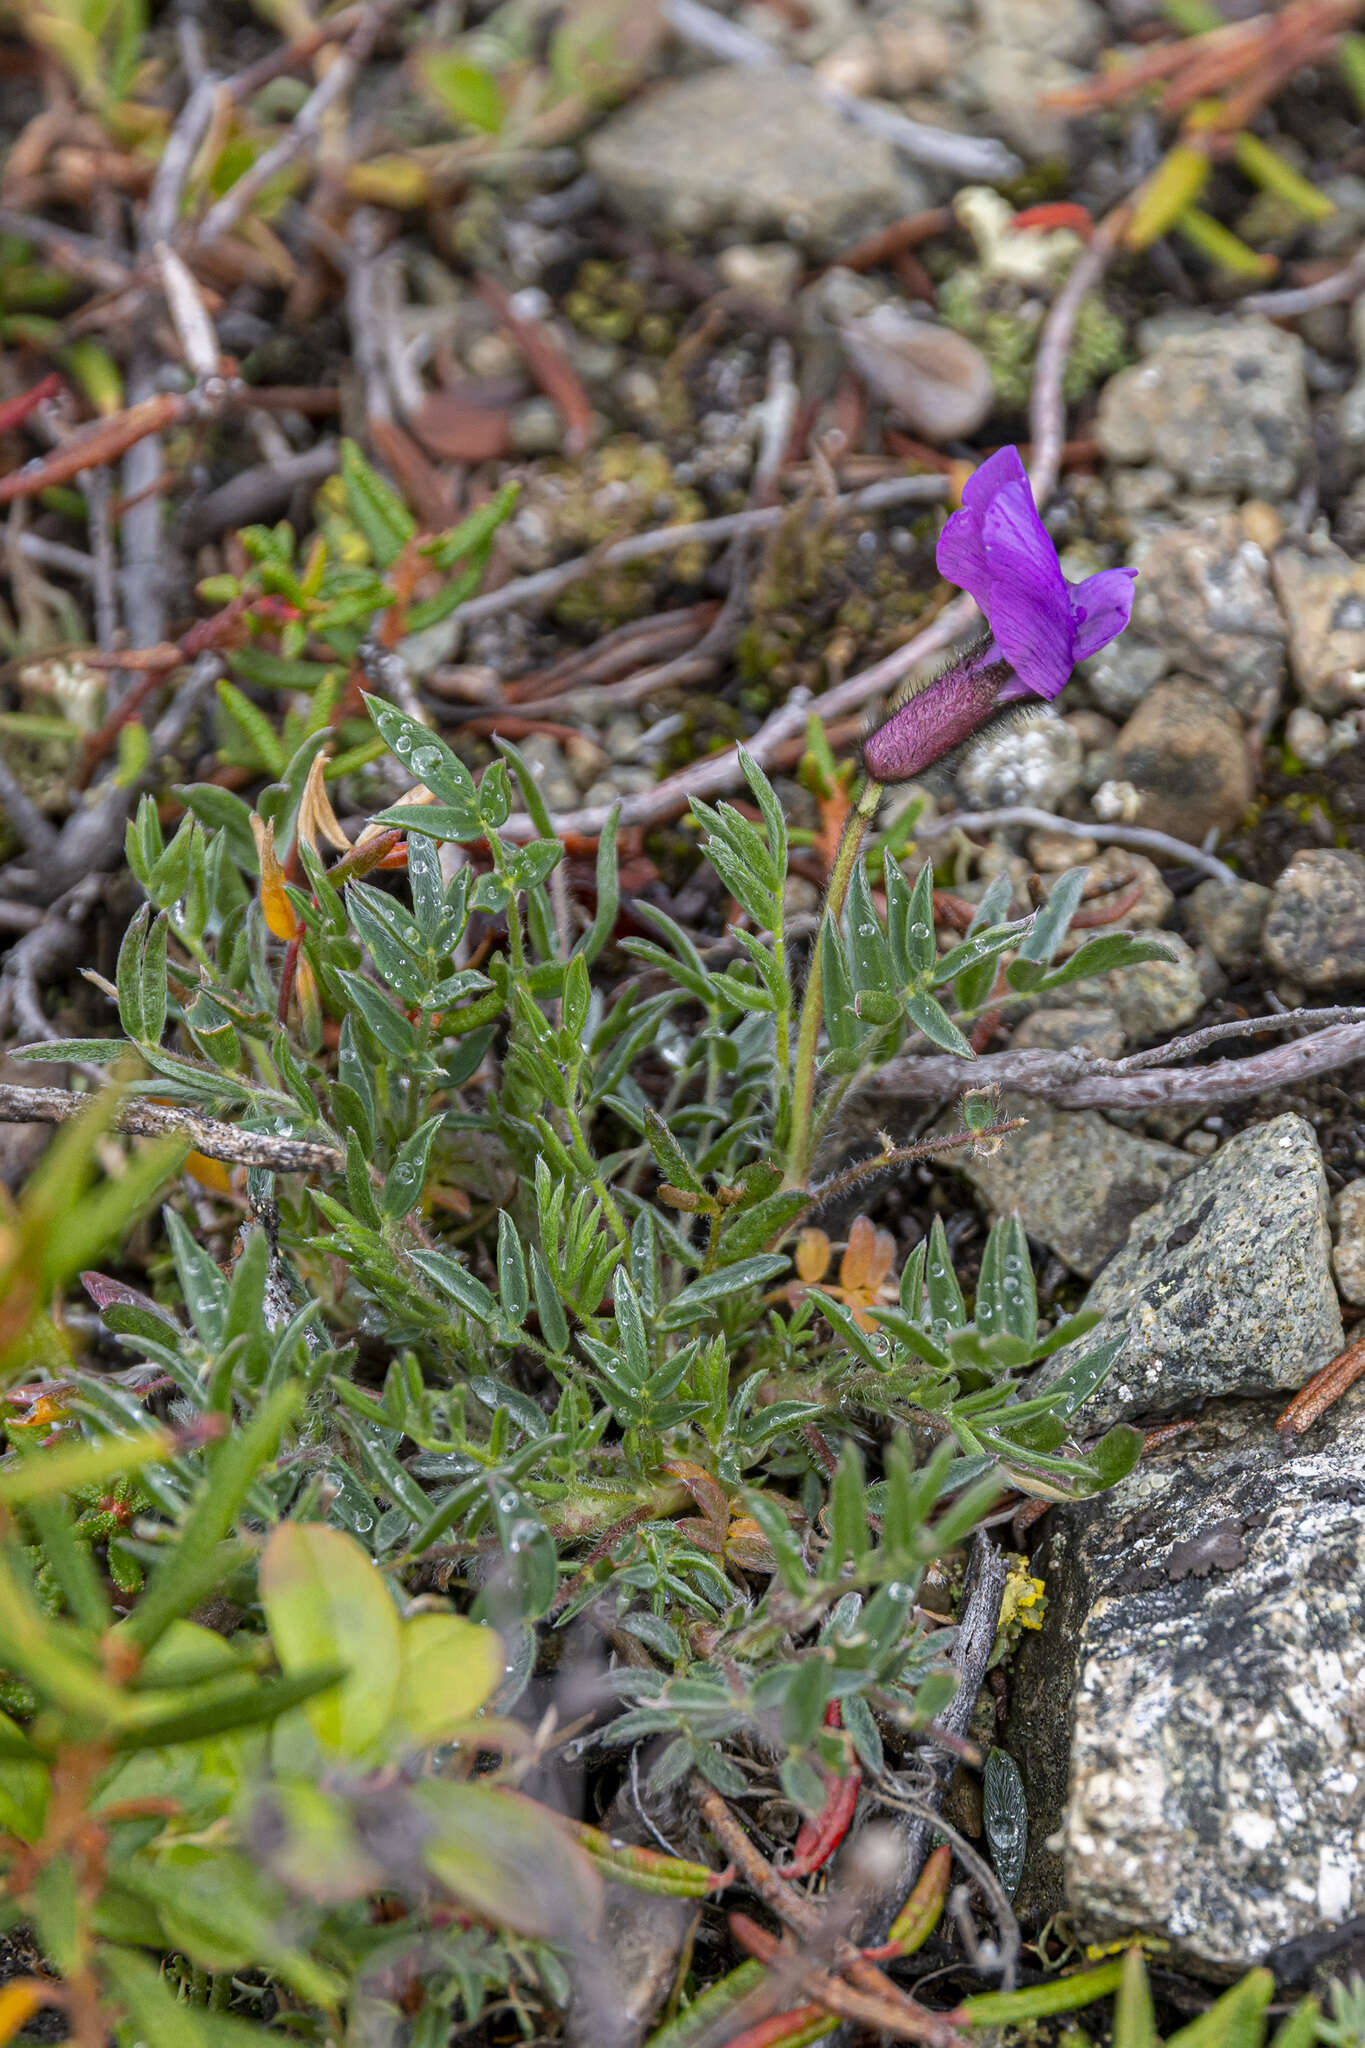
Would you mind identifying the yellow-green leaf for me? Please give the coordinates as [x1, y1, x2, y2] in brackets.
[259, 1522, 401, 1755]
[389, 1612, 501, 1749]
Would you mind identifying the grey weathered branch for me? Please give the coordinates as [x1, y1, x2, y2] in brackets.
[879, 1011, 1365, 1111]
[0, 1083, 341, 1174]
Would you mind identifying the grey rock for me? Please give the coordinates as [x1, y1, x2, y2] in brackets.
[1104, 931, 1207, 1042]
[1286, 705, 1334, 768]
[955, 709, 1082, 809]
[956, 1097, 1191, 1276]
[1110, 681, 1252, 842]
[1130, 512, 1286, 718]
[1037, 1113, 1343, 1426]
[1184, 876, 1270, 973]
[1271, 537, 1365, 713]
[1263, 850, 1365, 989]
[1076, 847, 1174, 933]
[1080, 634, 1168, 718]
[1011, 1006, 1126, 1059]
[511, 735, 578, 813]
[955, 43, 1081, 161]
[716, 242, 802, 304]
[586, 68, 925, 255]
[975, 0, 1104, 63]
[1333, 1179, 1365, 1307]
[1096, 320, 1310, 499]
[1008, 1391, 1365, 1972]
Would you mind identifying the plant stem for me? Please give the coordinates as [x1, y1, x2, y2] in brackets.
[785, 777, 883, 1189]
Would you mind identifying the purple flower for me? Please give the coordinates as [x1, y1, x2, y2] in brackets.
[864, 446, 1136, 784]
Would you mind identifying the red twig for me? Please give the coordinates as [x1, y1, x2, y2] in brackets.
[1276, 1330, 1365, 1440]
[476, 272, 594, 456]
[0, 372, 62, 436]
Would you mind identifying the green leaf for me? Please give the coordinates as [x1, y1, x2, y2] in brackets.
[1165, 1969, 1274, 2048]
[122, 1383, 303, 1653]
[340, 436, 415, 569]
[420, 51, 506, 132]
[363, 695, 481, 833]
[259, 1520, 402, 1755]
[1113, 1945, 1158, 2048]
[389, 1612, 501, 1747]
[659, 1256, 788, 1328]
[905, 990, 973, 1057]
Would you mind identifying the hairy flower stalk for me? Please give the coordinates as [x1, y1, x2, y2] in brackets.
[865, 446, 1137, 782]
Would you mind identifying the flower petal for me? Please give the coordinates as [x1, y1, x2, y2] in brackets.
[934, 446, 1028, 601]
[977, 483, 1074, 698]
[1070, 567, 1138, 662]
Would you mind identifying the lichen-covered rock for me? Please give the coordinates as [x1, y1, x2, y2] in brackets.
[1271, 536, 1365, 712]
[1103, 931, 1207, 1042]
[1096, 320, 1310, 499]
[1110, 681, 1252, 842]
[1011, 1007, 1126, 1059]
[1333, 1179, 1365, 1306]
[586, 69, 925, 255]
[1080, 634, 1168, 717]
[1036, 1113, 1342, 1426]
[1263, 849, 1365, 988]
[955, 1098, 1191, 1276]
[1130, 512, 1287, 718]
[1008, 1391, 1365, 1974]
[1184, 876, 1271, 973]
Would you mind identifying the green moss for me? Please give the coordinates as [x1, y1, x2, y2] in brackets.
[938, 266, 1129, 411]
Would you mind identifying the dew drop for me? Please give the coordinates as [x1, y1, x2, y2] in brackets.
[910, 921, 931, 940]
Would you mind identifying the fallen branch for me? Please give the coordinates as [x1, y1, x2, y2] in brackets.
[659, 0, 1021, 180]
[1242, 238, 1365, 315]
[915, 805, 1240, 885]
[0, 1083, 341, 1174]
[878, 1010, 1365, 1111]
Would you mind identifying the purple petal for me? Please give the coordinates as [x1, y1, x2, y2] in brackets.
[1070, 567, 1138, 662]
[935, 446, 1029, 600]
[976, 482, 1073, 698]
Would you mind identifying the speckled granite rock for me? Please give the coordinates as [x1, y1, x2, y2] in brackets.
[1272, 537, 1365, 713]
[1096, 319, 1310, 499]
[1102, 930, 1209, 1042]
[1333, 1178, 1365, 1307]
[1036, 1113, 1342, 1426]
[1263, 849, 1365, 988]
[586, 68, 925, 255]
[1184, 876, 1271, 972]
[1131, 511, 1287, 718]
[954, 1098, 1192, 1276]
[1007, 1390, 1365, 1975]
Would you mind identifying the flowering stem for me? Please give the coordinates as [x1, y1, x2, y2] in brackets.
[785, 776, 883, 1189]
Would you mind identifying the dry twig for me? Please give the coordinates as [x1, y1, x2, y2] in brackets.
[878, 1010, 1365, 1111]
[0, 1083, 341, 1173]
